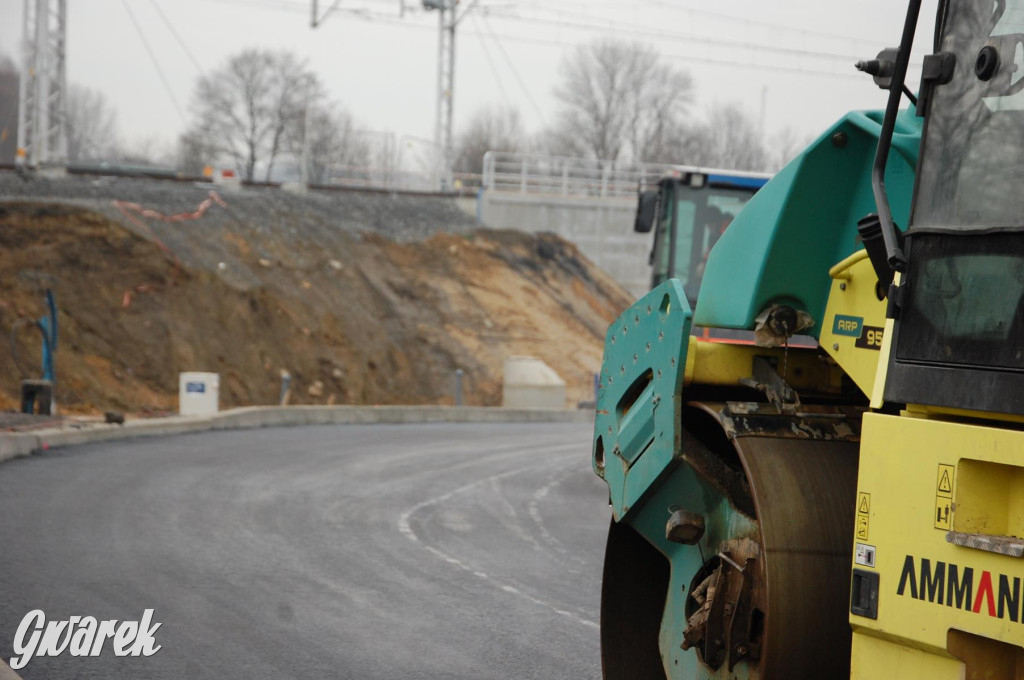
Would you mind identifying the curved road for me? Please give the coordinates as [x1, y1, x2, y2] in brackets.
[0, 422, 609, 679]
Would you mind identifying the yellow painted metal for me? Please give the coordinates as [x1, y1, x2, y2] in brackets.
[902, 402, 1024, 427]
[851, 632, 962, 679]
[821, 250, 886, 398]
[828, 249, 871, 279]
[869, 271, 901, 409]
[681, 336, 844, 392]
[955, 460, 1024, 539]
[851, 412, 1024, 678]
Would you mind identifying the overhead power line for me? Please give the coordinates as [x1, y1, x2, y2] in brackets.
[121, 0, 188, 125]
[201, 0, 899, 80]
[483, 5, 866, 66]
[470, 13, 513, 107]
[147, 0, 205, 74]
[480, 15, 545, 123]
[532, 0, 881, 47]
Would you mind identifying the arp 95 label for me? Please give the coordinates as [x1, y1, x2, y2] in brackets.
[855, 325, 884, 350]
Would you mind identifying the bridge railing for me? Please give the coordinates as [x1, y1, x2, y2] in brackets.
[481, 151, 676, 199]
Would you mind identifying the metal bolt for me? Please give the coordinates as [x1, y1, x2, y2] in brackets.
[839, 282, 847, 291]
[737, 645, 749, 657]
[833, 343, 840, 351]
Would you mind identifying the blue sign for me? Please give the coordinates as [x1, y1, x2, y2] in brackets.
[186, 382, 206, 394]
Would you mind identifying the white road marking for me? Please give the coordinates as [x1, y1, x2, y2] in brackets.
[397, 442, 599, 630]
[526, 460, 590, 572]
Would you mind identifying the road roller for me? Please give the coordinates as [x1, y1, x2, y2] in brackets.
[593, 1, 1024, 676]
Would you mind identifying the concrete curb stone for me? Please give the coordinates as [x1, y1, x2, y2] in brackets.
[0, 406, 592, 464]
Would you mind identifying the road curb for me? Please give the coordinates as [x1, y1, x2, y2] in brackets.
[0, 406, 593, 464]
[0, 660, 22, 680]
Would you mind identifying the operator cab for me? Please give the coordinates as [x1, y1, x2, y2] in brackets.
[877, 0, 1024, 416]
[634, 169, 770, 309]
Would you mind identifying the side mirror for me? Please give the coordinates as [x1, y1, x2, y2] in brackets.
[634, 190, 658, 233]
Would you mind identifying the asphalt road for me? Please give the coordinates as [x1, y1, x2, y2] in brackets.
[0, 422, 610, 679]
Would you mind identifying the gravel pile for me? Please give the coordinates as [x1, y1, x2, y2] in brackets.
[0, 171, 475, 240]
[0, 169, 478, 292]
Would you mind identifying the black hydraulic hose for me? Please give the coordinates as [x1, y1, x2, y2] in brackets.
[872, 0, 923, 273]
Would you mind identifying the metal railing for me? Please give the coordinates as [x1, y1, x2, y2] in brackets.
[481, 151, 677, 198]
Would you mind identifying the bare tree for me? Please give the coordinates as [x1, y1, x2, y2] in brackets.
[117, 134, 171, 166]
[187, 48, 312, 181]
[453, 105, 524, 175]
[681, 102, 769, 172]
[549, 39, 693, 164]
[767, 126, 812, 172]
[177, 131, 213, 176]
[66, 84, 119, 161]
[293, 103, 369, 184]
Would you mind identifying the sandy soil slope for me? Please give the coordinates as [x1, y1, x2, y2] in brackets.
[0, 197, 632, 413]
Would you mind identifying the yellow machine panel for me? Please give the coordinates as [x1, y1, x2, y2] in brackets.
[681, 336, 844, 392]
[821, 251, 887, 398]
[852, 412, 1024, 679]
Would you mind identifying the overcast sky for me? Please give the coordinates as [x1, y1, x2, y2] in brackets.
[0, 0, 937, 166]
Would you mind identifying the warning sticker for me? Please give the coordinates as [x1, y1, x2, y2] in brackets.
[934, 464, 955, 530]
[936, 464, 954, 498]
[935, 496, 952, 530]
[856, 492, 870, 540]
[855, 542, 876, 568]
[856, 515, 870, 540]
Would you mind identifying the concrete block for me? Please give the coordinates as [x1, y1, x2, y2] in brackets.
[179, 372, 220, 416]
[503, 356, 567, 409]
[0, 433, 39, 462]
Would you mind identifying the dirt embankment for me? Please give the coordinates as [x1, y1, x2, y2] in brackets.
[0, 195, 632, 414]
